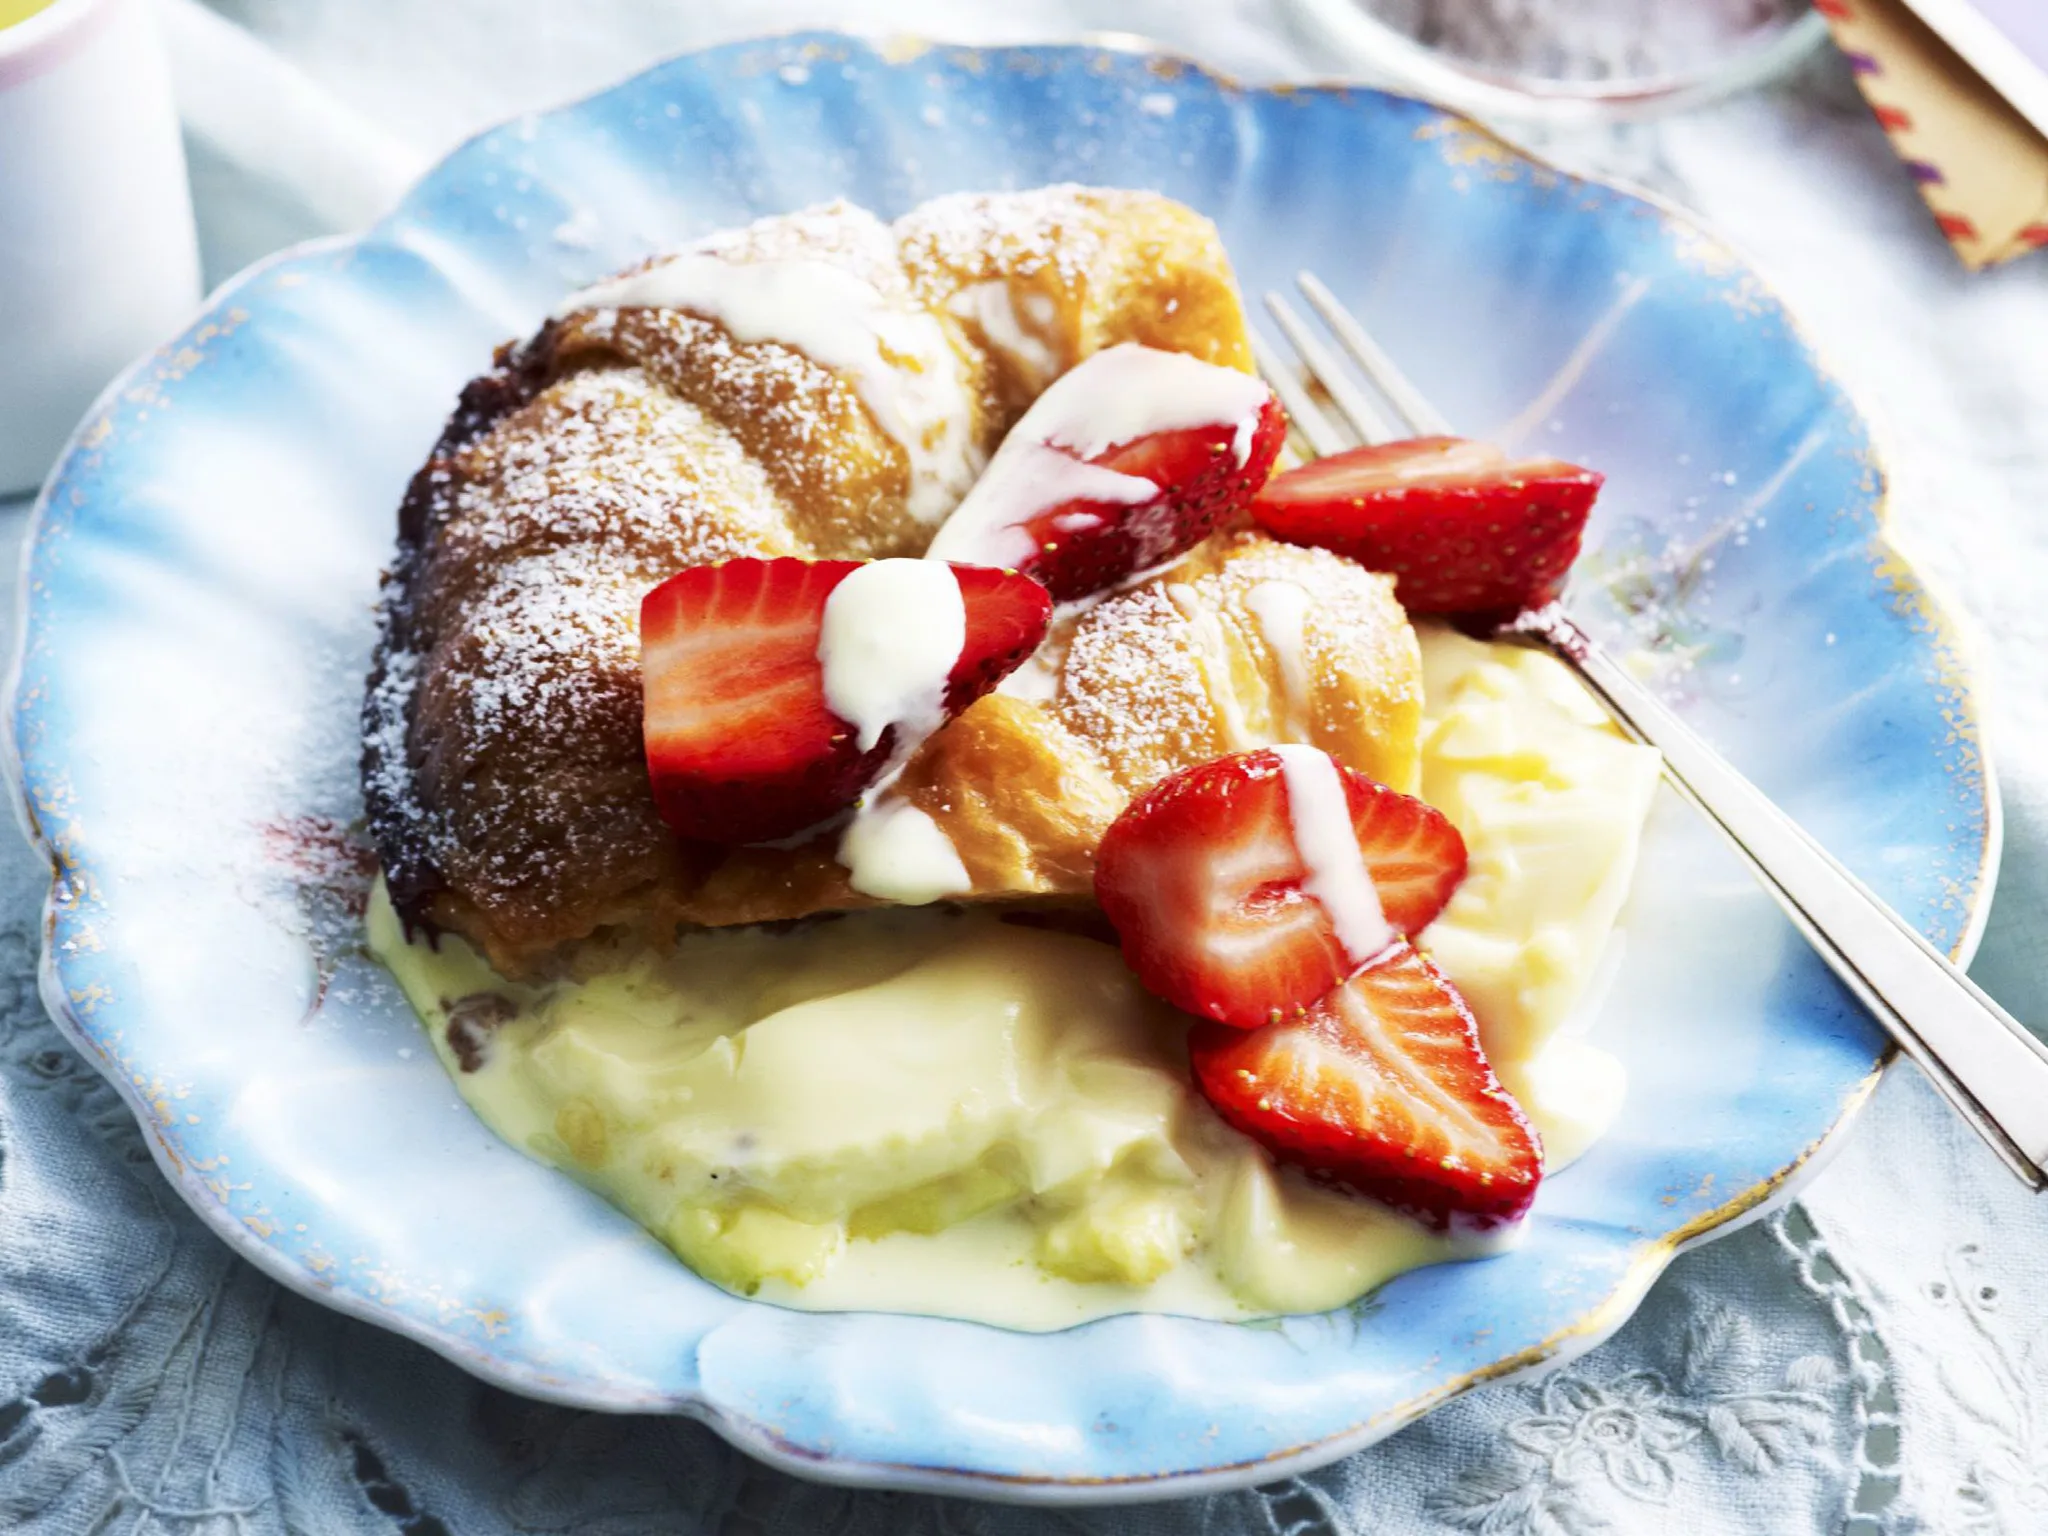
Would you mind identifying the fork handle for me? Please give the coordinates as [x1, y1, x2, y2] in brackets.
[1508, 607, 2048, 1189]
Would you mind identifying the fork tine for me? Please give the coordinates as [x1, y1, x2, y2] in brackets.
[1296, 272, 1454, 437]
[1262, 292, 1399, 446]
[1250, 332, 1348, 459]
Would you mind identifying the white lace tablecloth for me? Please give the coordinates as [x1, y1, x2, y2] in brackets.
[3, 3, 2044, 1531]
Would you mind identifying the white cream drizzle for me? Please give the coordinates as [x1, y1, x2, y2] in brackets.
[1271, 743, 1393, 968]
[838, 801, 973, 904]
[930, 449, 1158, 571]
[1245, 580, 1315, 742]
[817, 559, 965, 753]
[1167, 583, 1259, 753]
[947, 281, 1061, 390]
[994, 654, 1061, 704]
[926, 343, 1270, 571]
[814, 560, 978, 904]
[558, 253, 979, 523]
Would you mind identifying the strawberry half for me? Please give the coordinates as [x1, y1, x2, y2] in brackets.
[1093, 746, 1466, 1030]
[1250, 435, 1602, 618]
[1190, 941, 1542, 1231]
[928, 344, 1287, 602]
[640, 557, 1051, 845]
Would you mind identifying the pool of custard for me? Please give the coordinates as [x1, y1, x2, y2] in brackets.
[368, 628, 1660, 1330]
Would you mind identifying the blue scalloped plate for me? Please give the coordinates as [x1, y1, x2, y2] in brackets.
[6, 33, 1995, 1502]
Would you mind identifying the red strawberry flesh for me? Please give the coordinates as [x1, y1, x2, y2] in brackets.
[1190, 941, 1542, 1231]
[1093, 747, 1466, 1030]
[928, 344, 1286, 602]
[1251, 435, 1602, 618]
[640, 557, 1050, 845]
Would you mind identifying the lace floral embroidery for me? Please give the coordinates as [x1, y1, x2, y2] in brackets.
[1427, 1304, 1844, 1534]
[1924, 1244, 2048, 1531]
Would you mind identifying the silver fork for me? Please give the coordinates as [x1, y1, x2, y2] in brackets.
[1258, 272, 2048, 1189]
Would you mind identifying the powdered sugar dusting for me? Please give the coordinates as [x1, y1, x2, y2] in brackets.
[422, 367, 795, 769]
[1053, 532, 1419, 794]
[364, 188, 1292, 963]
[897, 184, 1113, 289]
[434, 366, 795, 587]
[593, 308, 902, 552]
[1056, 583, 1222, 793]
[559, 238, 979, 523]
[438, 554, 640, 751]
[363, 644, 427, 853]
[368, 359, 807, 918]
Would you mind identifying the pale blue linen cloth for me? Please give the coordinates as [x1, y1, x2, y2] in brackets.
[3, 3, 2045, 1531]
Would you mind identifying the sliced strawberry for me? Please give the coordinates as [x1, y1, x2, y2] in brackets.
[1032, 398, 1286, 595]
[929, 345, 1286, 601]
[640, 557, 1050, 844]
[1190, 941, 1542, 1231]
[1093, 747, 1466, 1030]
[1251, 435, 1602, 618]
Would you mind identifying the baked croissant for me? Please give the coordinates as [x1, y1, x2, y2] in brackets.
[364, 187, 1422, 977]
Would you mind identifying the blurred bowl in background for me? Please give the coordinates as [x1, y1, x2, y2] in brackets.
[0, 0, 199, 497]
[1279, 0, 1830, 122]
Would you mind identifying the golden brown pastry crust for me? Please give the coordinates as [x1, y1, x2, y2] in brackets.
[364, 188, 1420, 977]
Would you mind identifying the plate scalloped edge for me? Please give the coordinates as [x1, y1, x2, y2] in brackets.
[1, 31, 2000, 1504]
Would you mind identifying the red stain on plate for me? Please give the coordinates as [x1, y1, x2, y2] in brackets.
[259, 815, 379, 1015]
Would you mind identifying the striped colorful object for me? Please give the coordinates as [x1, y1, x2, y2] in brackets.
[1820, 0, 2048, 268]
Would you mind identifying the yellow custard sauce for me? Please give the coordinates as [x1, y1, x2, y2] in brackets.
[0, 0, 56, 28]
[369, 629, 1661, 1330]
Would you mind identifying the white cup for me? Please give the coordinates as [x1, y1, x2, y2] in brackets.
[0, 0, 201, 496]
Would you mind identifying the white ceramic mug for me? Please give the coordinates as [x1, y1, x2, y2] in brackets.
[0, 0, 200, 496]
